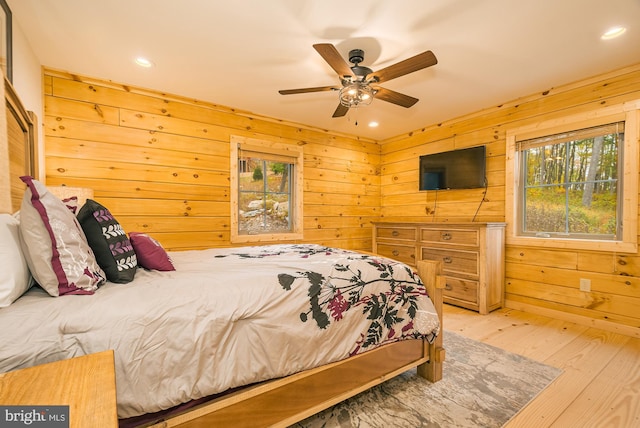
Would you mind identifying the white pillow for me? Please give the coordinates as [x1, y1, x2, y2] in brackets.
[18, 176, 106, 296]
[0, 213, 33, 306]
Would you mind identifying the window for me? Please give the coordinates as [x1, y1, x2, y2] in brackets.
[506, 102, 639, 252]
[230, 136, 303, 243]
[519, 122, 623, 240]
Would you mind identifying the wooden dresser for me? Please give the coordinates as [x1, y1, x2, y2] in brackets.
[373, 222, 506, 314]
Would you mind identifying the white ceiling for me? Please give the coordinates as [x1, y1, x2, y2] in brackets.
[8, 0, 640, 140]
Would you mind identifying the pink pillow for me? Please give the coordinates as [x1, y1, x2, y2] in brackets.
[129, 232, 175, 271]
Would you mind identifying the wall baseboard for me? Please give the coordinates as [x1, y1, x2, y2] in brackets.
[505, 299, 640, 339]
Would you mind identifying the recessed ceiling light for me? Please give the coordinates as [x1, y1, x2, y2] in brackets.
[368, 121, 379, 128]
[135, 57, 154, 67]
[601, 26, 627, 40]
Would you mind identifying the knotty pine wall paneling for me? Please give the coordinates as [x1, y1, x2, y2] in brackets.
[43, 69, 380, 251]
[379, 63, 640, 336]
[43, 64, 640, 336]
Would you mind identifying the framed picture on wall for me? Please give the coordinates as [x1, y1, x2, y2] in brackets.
[0, 0, 12, 82]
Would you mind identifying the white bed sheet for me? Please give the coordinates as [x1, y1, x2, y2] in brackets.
[0, 244, 439, 418]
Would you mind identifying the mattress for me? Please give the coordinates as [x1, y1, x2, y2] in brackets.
[0, 244, 440, 418]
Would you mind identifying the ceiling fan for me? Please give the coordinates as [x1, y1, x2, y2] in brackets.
[279, 43, 438, 118]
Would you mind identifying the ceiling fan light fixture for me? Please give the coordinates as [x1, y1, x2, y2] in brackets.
[339, 82, 374, 108]
[279, 44, 437, 118]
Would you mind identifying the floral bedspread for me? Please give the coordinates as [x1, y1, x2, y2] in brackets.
[0, 244, 440, 418]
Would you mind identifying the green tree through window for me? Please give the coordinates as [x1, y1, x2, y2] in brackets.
[518, 122, 623, 240]
[239, 157, 292, 235]
[230, 135, 304, 244]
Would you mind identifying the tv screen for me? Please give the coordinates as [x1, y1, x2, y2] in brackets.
[419, 146, 486, 190]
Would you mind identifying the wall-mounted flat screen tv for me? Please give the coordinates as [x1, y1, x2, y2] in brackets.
[419, 146, 486, 190]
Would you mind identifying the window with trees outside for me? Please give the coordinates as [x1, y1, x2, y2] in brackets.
[519, 122, 622, 239]
[230, 136, 303, 243]
[506, 102, 639, 253]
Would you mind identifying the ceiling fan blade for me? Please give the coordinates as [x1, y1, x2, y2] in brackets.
[368, 50, 437, 83]
[374, 87, 419, 108]
[332, 103, 349, 118]
[279, 85, 338, 95]
[313, 43, 354, 78]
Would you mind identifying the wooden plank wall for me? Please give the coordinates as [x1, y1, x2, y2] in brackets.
[380, 63, 640, 336]
[43, 69, 380, 251]
[43, 64, 640, 335]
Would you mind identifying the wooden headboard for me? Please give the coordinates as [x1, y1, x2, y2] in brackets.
[0, 77, 37, 214]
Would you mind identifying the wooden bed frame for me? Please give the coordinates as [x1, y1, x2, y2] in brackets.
[0, 75, 445, 428]
[146, 260, 445, 428]
[0, 77, 38, 213]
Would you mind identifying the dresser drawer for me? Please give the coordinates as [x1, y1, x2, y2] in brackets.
[376, 226, 417, 241]
[377, 243, 416, 265]
[420, 228, 479, 246]
[373, 221, 505, 314]
[421, 247, 478, 277]
[443, 277, 478, 304]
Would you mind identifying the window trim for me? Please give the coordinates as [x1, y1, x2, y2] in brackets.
[230, 135, 304, 244]
[505, 100, 640, 253]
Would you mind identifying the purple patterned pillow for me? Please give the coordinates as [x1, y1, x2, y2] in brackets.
[60, 195, 80, 214]
[18, 176, 105, 296]
[77, 199, 137, 283]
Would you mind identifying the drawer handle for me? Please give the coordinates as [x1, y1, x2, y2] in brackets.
[442, 257, 453, 264]
[445, 283, 453, 291]
[392, 250, 399, 256]
[392, 230, 400, 237]
[441, 232, 452, 240]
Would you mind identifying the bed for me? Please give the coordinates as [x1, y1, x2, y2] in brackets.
[0, 75, 445, 427]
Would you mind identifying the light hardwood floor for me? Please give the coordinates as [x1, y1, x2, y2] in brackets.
[443, 304, 640, 428]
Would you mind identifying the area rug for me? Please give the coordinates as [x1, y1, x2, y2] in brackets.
[292, 331, 562, 428]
